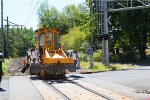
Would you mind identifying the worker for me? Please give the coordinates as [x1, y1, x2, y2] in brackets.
[76, 51, 80, 68]
[72, 51, 77, 67]
[72, 51, 80, 68]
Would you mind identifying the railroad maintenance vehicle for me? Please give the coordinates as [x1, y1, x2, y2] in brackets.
[21, 28, 75, 79]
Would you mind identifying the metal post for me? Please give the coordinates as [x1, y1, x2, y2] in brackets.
[89, 49, 94, 68]
[17, 26, 20, 56]
[7, 16, 8, 47]
[101, 0, 109, 66]
[1, 0, 4, 61]
[12, 29, 14, 58]
[6, 16, 9, 58]
[24, 28, 27, 50]
[104, 0, 109, 66]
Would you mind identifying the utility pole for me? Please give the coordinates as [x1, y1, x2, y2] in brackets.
[96, 0, 109, 66]
[101, 0, 109, 66]
[5, 16, 8, 58]
[7, 17, 8, 41]
[1, 0, 4, 61]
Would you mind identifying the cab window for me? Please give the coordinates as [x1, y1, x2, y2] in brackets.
[47, 32, 52, 46]
[39, 33, 44, 46]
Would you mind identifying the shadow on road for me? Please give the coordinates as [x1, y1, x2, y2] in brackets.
[29, 76, 39, 80]
[68, 75, 84, 79]
[0, 87, 6, 92]
[29, 74, 85, 84]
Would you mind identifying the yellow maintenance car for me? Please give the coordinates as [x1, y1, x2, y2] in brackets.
[21, 28, 75, 79]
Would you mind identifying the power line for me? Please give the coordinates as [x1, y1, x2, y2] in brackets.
[24, 0, 40, 26]
[24, 0, 34, 25]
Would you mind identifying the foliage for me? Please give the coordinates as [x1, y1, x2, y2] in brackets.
[37, 0, 150, 64]
[80, 61, 127, 71]
[110, 52, 138, 63]
[93, 49, 102, 62]
[2, 59, 10, 75]
[79, 52, 87, 61]
[80, 60, 137, 71]
[62, 26, 87, 51]
[109, 8, 150, 61]
[38, 1, 90, 34]
[92, 62, 110, 71]
[0, 27, 34, 58]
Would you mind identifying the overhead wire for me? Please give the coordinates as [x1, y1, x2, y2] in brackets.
[24, 0, 40, 27]
[24, 0, 34, 25]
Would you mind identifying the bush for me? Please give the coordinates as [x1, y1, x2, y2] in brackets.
[62, 26, 86, 51]
[93, 49, 102, 62]
[110, 51, 137, 63]
[79, 52, 88, 61]
[2, 59, 10, 75]
[92, 62, 110, 71]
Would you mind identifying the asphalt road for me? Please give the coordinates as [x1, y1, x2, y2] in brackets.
[67, 66, 150, 100]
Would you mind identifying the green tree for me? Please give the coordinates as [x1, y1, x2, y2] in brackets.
[62, 26, 87, 51]
[0, 27, 34, 58]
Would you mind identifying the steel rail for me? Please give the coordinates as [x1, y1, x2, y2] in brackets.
[66, 78, 114, 100]
[43, 80, 71, 100]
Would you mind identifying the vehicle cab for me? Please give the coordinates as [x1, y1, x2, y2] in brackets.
[35, 28, 60, 50]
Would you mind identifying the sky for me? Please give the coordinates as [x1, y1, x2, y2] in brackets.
[1, 0, 85, 30]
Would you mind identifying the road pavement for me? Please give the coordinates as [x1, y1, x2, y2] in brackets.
[0, 77, 9, 100]
[67, 66, 150, 100]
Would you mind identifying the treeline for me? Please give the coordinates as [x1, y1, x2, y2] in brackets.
[0, 27, 34, 58]
[38, 1, 90, 51]
[37, 1, 150, 62]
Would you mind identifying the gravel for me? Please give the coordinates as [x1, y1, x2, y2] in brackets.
[9, 57, 30, 76]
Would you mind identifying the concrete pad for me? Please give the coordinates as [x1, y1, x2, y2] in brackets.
[0, 77, 9, 100]
[9, 76, 44, 100]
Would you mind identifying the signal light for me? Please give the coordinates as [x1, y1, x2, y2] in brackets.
[97, 34, 103, 41]
[97, 34, 109, 41]
[103, 34, 109, 40]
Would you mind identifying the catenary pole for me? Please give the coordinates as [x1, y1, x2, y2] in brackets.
[1, 0, 4, 61]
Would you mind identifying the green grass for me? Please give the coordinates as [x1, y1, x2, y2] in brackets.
[146, 49, 150, 58]
[80, 61, 137, 72]
[81, 61, 111, 71]
[92, 62, 110, 71]
[2, 59, 11, 76]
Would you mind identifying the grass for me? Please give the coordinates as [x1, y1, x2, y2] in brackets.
[81, 61, 111, 71]
[80, 61, 137, 72]
[2, 59, 11, 76]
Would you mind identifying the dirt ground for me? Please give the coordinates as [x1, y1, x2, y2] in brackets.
[8, 57, 30, 76]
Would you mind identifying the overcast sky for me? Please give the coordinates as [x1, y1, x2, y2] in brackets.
[1, 0, 85, 29]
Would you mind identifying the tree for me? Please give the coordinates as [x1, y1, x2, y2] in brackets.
[109, 8, 150, 61]
[0, 27, 34, 58]
[120, 9, 150, 60]
[62, 26, 86, 51]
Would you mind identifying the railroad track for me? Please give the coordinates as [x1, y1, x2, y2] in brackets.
[43, 80, 71, 100]
[66, 78, 113, 100]
[43, 78, 113, 100]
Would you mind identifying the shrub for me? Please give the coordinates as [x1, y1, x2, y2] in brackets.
[93, 49, 102, 62]
[79, 52, 88, 61]
[62, 26, 86, 51]
[110, 51, 137, 63]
